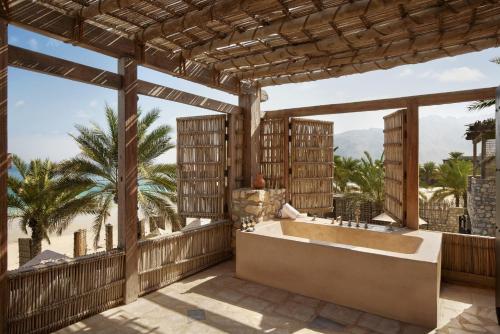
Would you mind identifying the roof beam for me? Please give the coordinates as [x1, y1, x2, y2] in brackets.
[258, 29, 500, 86]
[8, 45, 122, 90]
[214, 0, 496, 73]
[240, 16, 500, 80]
[5, 1, 240, 94]
[136, 0, 257, 43]
[137, 80, 240, 114]
[264, 87, 497, 118]
[8, 45, 239, 114]
[183, 0, 423, 60]
[74, 0, 141, 19]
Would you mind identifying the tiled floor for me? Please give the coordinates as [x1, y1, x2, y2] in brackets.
[57, 261, 498, 334]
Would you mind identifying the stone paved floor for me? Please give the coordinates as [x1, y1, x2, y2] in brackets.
[57, 261, 498, 334]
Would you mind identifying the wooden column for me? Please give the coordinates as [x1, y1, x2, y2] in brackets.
[405, 99, 419, 230]
[239, 85, 261, 187]
[473, 140, 478, 176]
[227, 113, 237, 216]
[0, 21, 7, 334]
[495, 85, 500, 324]
[117, 57, 139, 304]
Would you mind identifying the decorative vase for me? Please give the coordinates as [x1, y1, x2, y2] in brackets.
[253, 173, 265, 189]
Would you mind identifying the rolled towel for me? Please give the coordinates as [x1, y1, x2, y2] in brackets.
[280, 203, 300, 219]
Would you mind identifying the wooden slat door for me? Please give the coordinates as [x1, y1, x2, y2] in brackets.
[177, 115, 226, 221]
[260, 118, 289, 189]
[290, 118, 334, 215]
[383, 110, 405, 223]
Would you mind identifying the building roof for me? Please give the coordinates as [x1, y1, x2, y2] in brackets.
[5, 0, 500, 91]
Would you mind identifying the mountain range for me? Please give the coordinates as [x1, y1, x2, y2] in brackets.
[334, 115, 479, 163]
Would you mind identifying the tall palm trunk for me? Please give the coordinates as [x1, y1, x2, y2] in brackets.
[29, 219, 43, 257]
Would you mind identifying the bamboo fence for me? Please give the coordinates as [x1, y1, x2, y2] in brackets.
[137, 220, 232, 295]
[260, 118, 288, 189]
[290, 118, 334, 215]
[177, 115, 227, 220]
[383, 110, 404, 222]
[441, 232, 496, 287]
[7, 251, 125, 334]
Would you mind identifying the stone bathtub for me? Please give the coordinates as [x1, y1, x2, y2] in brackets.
[236, 217, 442, 328]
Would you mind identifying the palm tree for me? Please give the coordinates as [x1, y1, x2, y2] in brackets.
[448, 152, 465, 160]
[431, 158, 472, 207]
[468, 57, 499, 111]
[350, 151, 385, 208]
[334, 156, 359, 192]
[60, 105, 178, 247]
[8, 155, 97, 256]
[419, 161, 438, 188]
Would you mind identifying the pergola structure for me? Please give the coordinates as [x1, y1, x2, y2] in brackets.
[0, 0, 500, 332]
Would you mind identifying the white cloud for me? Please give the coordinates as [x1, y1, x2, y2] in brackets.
[89, 100, 98, 108]
[46, 39, 63, 48]
[399, 67, 414, 77]
[14, 100, 25, 108]
[434, 67, 485, 82]
[28, 38, 38, 50]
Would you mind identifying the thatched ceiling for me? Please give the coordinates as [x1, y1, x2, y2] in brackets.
[4, 0, 500, 92]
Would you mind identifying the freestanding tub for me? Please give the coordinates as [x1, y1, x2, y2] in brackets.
[236, 217, 442, 328]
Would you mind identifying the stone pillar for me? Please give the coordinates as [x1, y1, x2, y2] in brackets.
[467, 176, 496, 236]
[18, 238, 32, 266]
[73, 229, 87, 258]
[105, 224, 113, 251]
[231, 188, 286, 251]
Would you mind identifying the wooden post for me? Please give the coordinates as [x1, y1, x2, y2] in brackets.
[494, 85, 500, 324]
[473, 140, 478, 176]
[239, 85, 261, 187]
[283, 117, 290, 202]
[117, 57, 139, 304]
[0, 20, 7, 334]
[405, 99, 419, 230]
[73, 229, 87, 257]
[227, 113, 237, 217]
[105, 224, 113, 251]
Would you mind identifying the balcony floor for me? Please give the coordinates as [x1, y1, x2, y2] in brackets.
[57, 261, 498, 334]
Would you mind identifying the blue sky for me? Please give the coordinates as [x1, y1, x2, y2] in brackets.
[7, 26, 500, 163]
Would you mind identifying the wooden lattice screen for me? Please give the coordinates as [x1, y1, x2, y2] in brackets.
[383, 110, 405, 223]
[260, 118, 288, 189]
[177, 115, 226, 221]
[290, 118, 334, 214]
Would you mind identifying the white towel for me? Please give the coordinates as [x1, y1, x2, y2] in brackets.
[280, 203, 300, 219]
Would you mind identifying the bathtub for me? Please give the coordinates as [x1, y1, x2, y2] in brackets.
[236, 217, 442, 328]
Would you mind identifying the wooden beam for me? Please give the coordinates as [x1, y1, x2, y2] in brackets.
[117, 57, 139, 304]
[137, 80, 240, 114]
[75, 0, 140, 19]
[404, 100, 419, 230]
[7, 45, 240, 113]
[184, 0, 424, 60]
[216, 0, 495, 73]
[136, 0, 253, 43]
[240, 85, 261, 187]
[495, 85, 500, 324]
[265, 87, 497, 118]
[5, 1, 240, 94]
[0, 20, 7, 334]
[8, 45, 122, 90]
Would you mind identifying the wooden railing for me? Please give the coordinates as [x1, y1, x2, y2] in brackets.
[441, 233, 496, 288]
[7, 250, 125, 334]
[138, 220, 233, 295]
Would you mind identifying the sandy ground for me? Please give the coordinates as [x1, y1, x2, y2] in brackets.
[7, 208, 119, 270]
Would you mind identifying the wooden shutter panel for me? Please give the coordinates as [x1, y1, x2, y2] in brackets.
[383, 110, 405, 223]
[177, 115, 226, 221]
[260, 118, 289, 189]
[290, 118, 334, 215]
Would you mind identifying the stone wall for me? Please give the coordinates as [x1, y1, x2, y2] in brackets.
[419, 201, 463, 233]
[467, 176, 496, 236]
[231, 188, 286, 250]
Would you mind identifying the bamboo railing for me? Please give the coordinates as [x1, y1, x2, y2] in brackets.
[7, 250, 125, 334]
[441, 233, 496, 288]
[138, 220, 232, 295]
